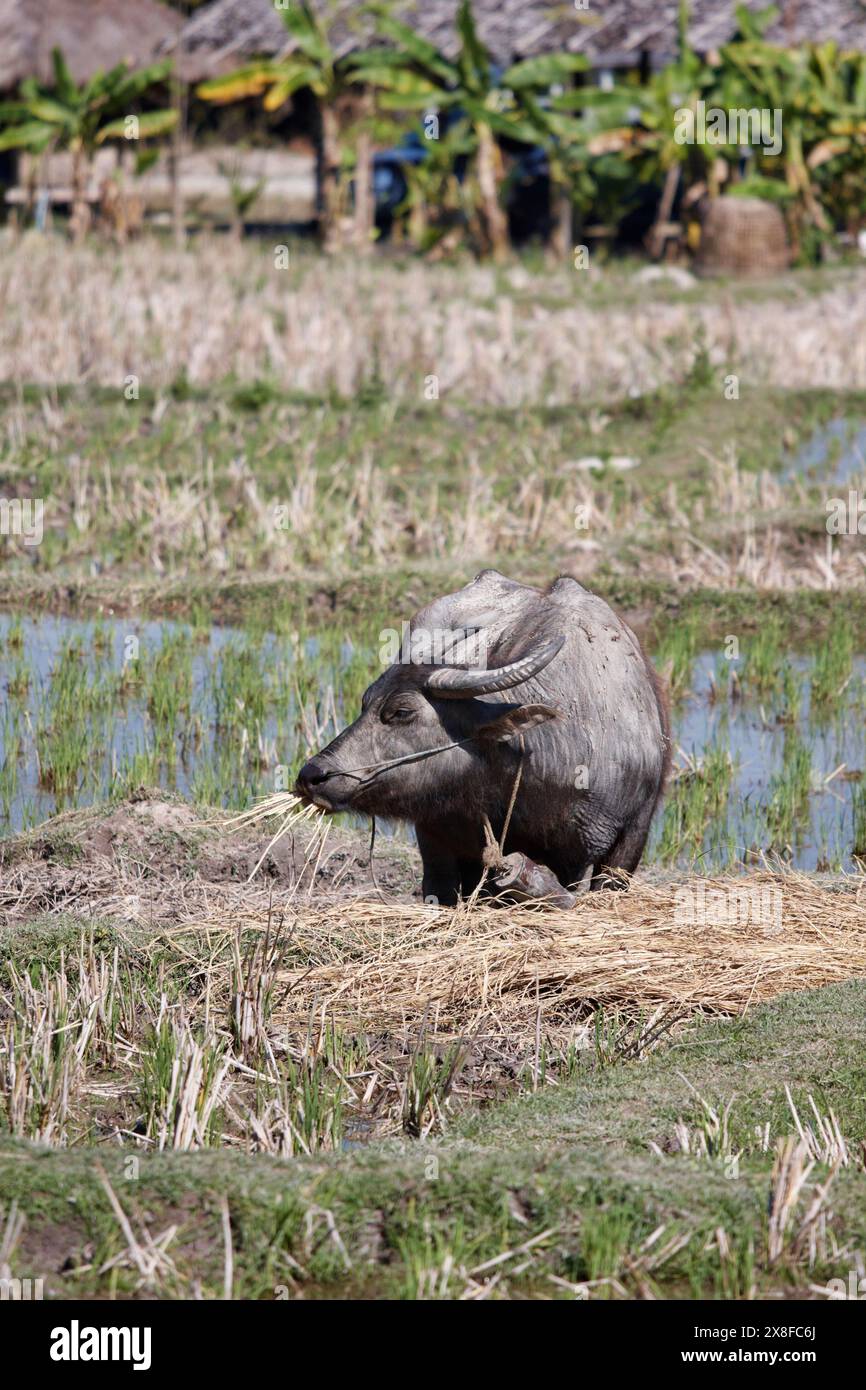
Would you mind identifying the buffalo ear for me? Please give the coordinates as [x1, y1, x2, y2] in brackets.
[475, 703, 558, 744]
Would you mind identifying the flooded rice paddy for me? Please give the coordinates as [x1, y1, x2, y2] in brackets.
[1, 612, 865, 873]
[787, 415, 866, 485]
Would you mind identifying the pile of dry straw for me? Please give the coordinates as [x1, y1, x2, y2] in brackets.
[176, 871, 866, 1035]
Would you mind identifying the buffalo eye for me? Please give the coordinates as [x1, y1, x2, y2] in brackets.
[380, 703, 416, 725]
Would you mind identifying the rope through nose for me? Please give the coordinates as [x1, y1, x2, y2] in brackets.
[313, 735, 478, 784]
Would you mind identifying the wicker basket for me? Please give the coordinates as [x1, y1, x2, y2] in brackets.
[695, 196, 791, 277]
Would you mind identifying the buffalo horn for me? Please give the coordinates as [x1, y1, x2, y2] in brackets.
[424, 635, 564, 697]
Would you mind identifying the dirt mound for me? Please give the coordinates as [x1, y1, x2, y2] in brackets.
[79, 794, 204, 869]
[198, 822, 416, 900]
[0, 791, 419, 925]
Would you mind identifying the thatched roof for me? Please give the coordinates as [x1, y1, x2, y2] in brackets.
[169, 0, 866, 80]
[0, 0, 181, 91]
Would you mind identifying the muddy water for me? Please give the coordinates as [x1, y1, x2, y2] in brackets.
[1, 614, 865, 872]
[786, 417, 866, 485]
[0, 613, 358, 832]
[646, 650, 866, 872]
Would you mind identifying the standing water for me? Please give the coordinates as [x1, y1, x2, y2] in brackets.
[1, 613, 865, 871]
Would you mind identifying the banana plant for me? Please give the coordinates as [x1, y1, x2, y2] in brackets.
[217, 154, 267, 241]
[719, 18, 866, 254]
[0, 48, 177, 241]
[514, 80, 641, 256]
[807, 48, 866, 238]
[357, 0, 588, 261]
[565, 2, 716, 256]
[396, 121, 475, 252]
[198, 0, 374, 253]
[720, 31, 824, 239]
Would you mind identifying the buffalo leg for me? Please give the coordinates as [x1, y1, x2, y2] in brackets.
[545, 854, 594, 895]
[591, 812, 654, 889]
[458, 857, 484, 898]
[416, 825, 461, 906]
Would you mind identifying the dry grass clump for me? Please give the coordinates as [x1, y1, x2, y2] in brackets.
[2, 796, 864, 1152]
[224, 793, 326, 882]
[272, 872, 866, 1028]
[3, 236, 866, 403]
[203, 872, 866, 1034]
[767, 1137, 841, 1268]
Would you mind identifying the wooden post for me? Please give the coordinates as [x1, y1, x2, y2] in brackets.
[69, 146, 91, 243]
[647, 163, 680, 260]
[170, 13, 188, 249]
[550, 183, 572, 263]
[353, 88, 374, 255]
[318, 100, 342, 254]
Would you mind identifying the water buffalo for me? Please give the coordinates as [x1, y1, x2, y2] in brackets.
[296, 571, 671, 904]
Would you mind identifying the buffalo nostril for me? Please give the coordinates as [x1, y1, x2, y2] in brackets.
[298, 759, 330, 790]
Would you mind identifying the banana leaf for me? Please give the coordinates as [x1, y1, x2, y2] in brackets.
[96, 110, 178, 143]
[0, 121, 55, 151]
[501, 55, 589, 89]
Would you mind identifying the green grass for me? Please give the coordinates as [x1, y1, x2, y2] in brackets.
[765, 727, 814, 852]
[1, 980, 864, 1299]
[457, 980, 866, 1152]
[743, 618, 787, 698]
[811, 622, 855, 708]
[653, 616, 700, 701]
[656, 740, 736, 866]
